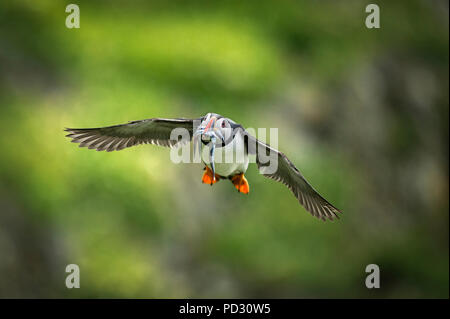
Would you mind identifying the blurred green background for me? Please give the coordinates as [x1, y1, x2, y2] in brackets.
[0, 0, 448, 298]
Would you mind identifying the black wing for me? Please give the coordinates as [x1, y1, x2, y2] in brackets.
[65, 117, 202, 152]
[245, 130, 342, 221]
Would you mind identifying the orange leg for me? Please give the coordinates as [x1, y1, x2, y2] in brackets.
[231, 173, 250, 194]
[201, 166, 220, 185]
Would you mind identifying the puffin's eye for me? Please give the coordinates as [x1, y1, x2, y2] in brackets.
[221, 120, 226, 128]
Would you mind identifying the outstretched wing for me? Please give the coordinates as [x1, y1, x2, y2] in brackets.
[245, 130, 342, 221]
[65, 117, 202, 152]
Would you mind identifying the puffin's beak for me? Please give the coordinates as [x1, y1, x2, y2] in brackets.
[193, 116, 225, 147]
[203, 116, 216, 133]
[202, 117, 225, 143]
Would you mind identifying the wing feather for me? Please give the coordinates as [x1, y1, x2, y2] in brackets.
[244, 129, 341, 221]
[65, 117, 202, 152]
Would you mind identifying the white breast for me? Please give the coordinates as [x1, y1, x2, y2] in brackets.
[200, 130, 249, 177]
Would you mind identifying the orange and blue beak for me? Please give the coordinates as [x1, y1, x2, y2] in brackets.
[203, 116, 216, 133]
[195, 116, 224, 143]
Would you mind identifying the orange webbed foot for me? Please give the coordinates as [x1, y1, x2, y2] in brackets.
[201, 166, 220, 185]
[231, 173, 250, 194]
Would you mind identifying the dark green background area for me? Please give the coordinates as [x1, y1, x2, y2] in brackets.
[0, 0, 448, 298]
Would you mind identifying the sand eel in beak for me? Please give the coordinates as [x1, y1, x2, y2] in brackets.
[65, 112, 342, 221]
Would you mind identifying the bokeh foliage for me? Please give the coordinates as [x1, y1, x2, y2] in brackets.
[0, 0, 448, 298]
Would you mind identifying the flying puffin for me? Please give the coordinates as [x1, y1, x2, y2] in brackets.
[65, 113, 341, 221]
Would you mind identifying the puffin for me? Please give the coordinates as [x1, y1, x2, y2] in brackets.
[65, 113, 341, 221]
